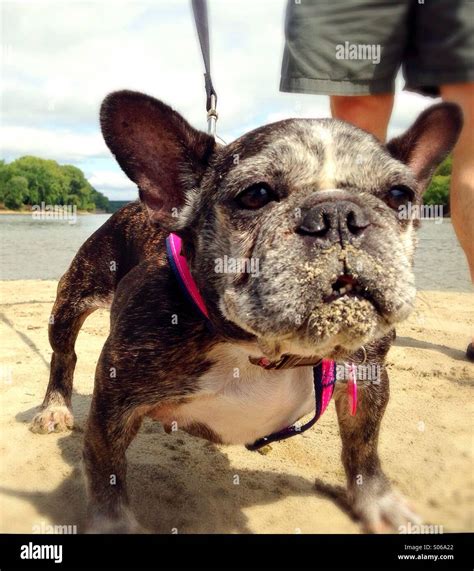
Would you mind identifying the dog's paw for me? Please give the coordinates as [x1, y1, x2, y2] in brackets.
[30, 405, 74, 434]
[354, 489, 422, 533]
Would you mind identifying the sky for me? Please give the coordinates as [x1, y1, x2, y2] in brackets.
[1, 0, 437, 201]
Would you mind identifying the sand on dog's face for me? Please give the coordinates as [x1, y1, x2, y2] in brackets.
[197, 121, 419, 360]
[0, 280, 472, 533]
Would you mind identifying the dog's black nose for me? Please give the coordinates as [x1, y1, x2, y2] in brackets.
[297, 201, 370, 243]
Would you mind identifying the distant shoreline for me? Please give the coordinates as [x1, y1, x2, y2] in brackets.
[0, 210, 456, 221]
[0, 209, 107, 215]
[1, 215, 470, 290]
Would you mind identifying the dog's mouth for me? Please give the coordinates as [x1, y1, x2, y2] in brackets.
[324, 274, 365, 302]
[324, 272, 385, 312]
[323, 272, 388, 320]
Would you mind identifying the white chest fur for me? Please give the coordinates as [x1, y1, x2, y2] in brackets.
[158, 344, 316, 446]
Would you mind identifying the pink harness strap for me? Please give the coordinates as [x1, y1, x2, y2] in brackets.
[165, 232, 357, 450]
[167, 233, 209, 319]
[347, 363, 358, 416]
[320, 359, 335, 417]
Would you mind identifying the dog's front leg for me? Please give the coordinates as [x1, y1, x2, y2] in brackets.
[334, 356, 421, 533]
[83, 378, 146, 534]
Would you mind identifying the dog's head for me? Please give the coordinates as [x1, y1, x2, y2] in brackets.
[101, 91, 461, 359]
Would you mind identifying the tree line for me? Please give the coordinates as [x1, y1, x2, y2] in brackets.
[0, 154, 452, 213]
[423, 155, 452, 209]
[0, 156, 110, 211]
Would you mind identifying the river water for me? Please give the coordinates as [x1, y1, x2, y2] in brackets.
[0, 214, 471, 292]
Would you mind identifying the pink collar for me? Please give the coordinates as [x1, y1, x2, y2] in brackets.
[166, 232, 209, 319]
[165, 232, 356, 450]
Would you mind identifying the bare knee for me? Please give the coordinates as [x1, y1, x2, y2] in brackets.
[330, 94, 394, 141]
[441, 83, 474, 164]
[441, 82, 474, 114]
[441, 83, 474, 279]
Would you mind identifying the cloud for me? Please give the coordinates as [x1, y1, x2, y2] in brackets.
[0, 126, 108, 162]
[87, 169, 136, 200]
[88, 170, 132, 191]
[1, 0, 209, 130]
[2, 0, 440, 193]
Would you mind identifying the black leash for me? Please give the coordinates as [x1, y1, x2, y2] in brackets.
[191, 0, 218, 136]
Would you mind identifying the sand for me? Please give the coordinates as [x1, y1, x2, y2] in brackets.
[0, 280, 472, 534]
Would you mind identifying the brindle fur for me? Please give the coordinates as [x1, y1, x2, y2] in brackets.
[31, 91, 462, 533]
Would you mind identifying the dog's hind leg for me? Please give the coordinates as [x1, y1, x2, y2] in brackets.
[30, 304, 92, 432]
[30, 227, 119, 434]
[31, 270, 113, 434]
[30, 203, 158, 434]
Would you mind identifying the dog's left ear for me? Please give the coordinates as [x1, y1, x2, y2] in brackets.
[100, 90, 216, 228]
[386, 102, 463, 189]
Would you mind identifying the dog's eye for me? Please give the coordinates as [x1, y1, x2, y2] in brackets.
[236, 184, 277, 210]
[386, 185, 414, 209]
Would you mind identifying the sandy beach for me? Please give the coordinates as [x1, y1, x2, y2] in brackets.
[0, 280, 472, 534]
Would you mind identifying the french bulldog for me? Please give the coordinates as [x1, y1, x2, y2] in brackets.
[31, 91, 462, 533]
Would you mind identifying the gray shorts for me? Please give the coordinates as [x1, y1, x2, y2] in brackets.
[280, 0, 474, 96]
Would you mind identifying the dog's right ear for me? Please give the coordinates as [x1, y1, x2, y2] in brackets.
[386, 102, 463, 190]
[100, 90, 216, 228]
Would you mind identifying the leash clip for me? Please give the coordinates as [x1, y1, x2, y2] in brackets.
[207, 93, 218, 137]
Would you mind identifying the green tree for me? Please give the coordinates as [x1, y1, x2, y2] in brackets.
[425, 175, 450, 207]
[435, 155, 452, 177]
[61, 164, 97, 210]
[424, 156, 452, 210]
[4, 175, 28, 210]
[0, 156, 109, 211]
[90, 188, 110, 211]
[0, 160, 8, 201]
[5, 156, 68, 204]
